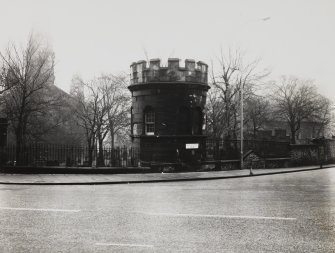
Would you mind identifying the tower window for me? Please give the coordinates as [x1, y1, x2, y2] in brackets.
[144, 109, 155, 135]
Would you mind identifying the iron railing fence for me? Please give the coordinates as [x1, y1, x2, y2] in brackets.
[0, 139, 293, 167]
[206, 138, 290, 160]
[0, 144, 140, 167]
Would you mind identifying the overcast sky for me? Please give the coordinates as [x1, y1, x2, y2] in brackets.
[1, 0, 334, 99]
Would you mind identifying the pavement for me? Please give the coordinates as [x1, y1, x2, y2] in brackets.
[0, 164, 334, 185]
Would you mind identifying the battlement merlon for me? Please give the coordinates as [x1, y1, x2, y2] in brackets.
[130, 58, 208, 85]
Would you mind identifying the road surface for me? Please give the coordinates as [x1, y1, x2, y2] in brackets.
[0, 168, 334, 252]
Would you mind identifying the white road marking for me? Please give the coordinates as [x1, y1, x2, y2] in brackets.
[0, 207, 80, 213]
[139, 212, 296, 221]
[96, 243, 154, 248]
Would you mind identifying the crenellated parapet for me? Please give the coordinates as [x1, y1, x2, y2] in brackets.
[130, 58, 208, 85]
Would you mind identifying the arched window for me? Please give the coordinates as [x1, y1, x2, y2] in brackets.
[144, 107, 155, 135]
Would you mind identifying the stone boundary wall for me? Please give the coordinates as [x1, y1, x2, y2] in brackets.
[290, 144, 319, 166]
[324, 139, 335, 163]
[290, 139, 335, 166]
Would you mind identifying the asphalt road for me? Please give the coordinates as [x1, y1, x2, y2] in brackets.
[0, 169, 334, 252]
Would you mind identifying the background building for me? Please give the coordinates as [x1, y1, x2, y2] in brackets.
[263, 120, 325, 144]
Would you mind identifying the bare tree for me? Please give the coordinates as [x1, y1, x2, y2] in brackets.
[244, 95, 271, 137]
[71, 77, 101, 166]
[0, 66, 13, 97]
[71, 74, 130, 166]
[271, 76, 332, 144]
[210, 48, 268, 139]
[99, 74, 130, 149]
[324, 111, 335, 138]
[96, 74, 130, 165]
[308, 93, 332, 137]
[0, 33, 60, 163]
[205, 87, 225, 138]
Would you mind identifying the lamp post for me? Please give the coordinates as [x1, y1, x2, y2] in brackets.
[240, 85, 253, 175]
[240, 87, 244, 171]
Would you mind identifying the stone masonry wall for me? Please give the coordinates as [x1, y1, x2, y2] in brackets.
[324, 139, 335, 163]
[290, 144, 319, 166]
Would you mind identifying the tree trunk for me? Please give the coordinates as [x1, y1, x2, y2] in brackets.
[110, 122, 115, 149]
[87, 137, 94, 167]
[97, 135, 104, 167]
[15, 124, 24, 165]
[111, 133, 115, 150]
[290, 129, 296, 144]
[15, 134, 22, 166]
[253, 126, 257, 139]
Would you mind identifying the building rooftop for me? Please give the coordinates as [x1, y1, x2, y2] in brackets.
[130, 58, 208, 85]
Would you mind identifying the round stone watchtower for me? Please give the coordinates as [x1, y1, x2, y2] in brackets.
[128, 58, 210, 166]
